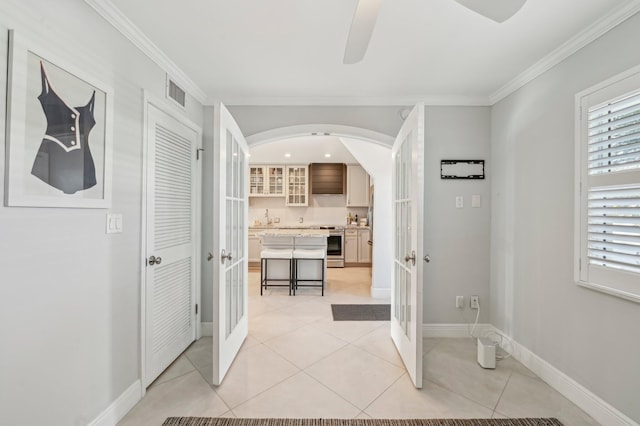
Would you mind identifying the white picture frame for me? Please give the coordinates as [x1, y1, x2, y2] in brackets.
[4, 30, 113, 208]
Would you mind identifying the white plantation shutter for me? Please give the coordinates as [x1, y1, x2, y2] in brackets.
[577, 67, 640, 302]
[587, 91, 640, 174]
[587, 186, 640, 274]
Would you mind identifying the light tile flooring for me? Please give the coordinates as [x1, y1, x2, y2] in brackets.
[119, 267, 598, 425]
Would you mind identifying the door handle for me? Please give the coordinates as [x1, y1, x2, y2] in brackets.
[148, 255, 162, 266]
[404, 250, 416, 266]
[424, 254, 431, 263]
[220, 249, 233, 264]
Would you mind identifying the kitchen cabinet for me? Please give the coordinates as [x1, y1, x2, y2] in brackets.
[345, 228, 371, 265]
[346, 164, 370, 207]
[357, 228, 371, 263]
[344, 229, 358, 263]
[249, 165, 285, 197]
[248, 230, 262, 264]
[285, 165, 308, 206]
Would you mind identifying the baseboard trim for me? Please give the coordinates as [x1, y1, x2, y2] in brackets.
[89, 380, 141, 426]
[201, 322, 213, 337]
[491, 327, 638, 426]
[371, 288, 391, 299]
[422, 323, 493, 338]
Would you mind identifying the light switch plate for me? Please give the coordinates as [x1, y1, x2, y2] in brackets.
[455, 196, 464, 209]
[472, 195, 481, 208]
[106, 213, 123, 234]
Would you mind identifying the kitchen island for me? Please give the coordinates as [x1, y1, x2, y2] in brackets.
[256, 229, 328, 291]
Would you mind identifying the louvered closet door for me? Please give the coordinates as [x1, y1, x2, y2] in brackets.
[145, 104, 198, 387]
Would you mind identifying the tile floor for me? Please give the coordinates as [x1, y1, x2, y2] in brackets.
[119, 267, 598, 425]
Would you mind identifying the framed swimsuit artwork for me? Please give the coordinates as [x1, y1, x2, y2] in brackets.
[4, 30, 113, 208]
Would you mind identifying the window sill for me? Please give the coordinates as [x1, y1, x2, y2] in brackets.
[576, 280, 640, 304]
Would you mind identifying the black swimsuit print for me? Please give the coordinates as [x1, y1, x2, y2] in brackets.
[31, 61, 97, 194]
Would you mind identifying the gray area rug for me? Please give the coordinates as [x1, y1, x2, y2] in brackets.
[163, 418, 563, 426]
[331, 304, 391, 321]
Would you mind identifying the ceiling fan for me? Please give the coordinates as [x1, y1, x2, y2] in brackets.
[343, 0, 527, 64]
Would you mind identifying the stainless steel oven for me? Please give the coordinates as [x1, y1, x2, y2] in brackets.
[320, 226, 344, 267]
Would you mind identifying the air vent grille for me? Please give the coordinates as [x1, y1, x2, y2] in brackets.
[167, 79, 186, 108]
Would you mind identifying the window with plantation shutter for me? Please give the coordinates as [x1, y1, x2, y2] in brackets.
[576, 66, 640, 303]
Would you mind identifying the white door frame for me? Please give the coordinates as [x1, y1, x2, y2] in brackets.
[139, 91, 203, 394]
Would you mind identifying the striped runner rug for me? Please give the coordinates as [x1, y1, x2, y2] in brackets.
[163, 419, 563, 426]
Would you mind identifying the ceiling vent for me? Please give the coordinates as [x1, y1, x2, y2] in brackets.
[166, 77, 186, 108]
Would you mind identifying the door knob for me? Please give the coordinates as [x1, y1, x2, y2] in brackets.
[220, 249, 233, 264]
[148, 255, 162, 266]
[424, 254, 431, 263]
[404, 250, 416, 266]
[207, 252, 213, 261]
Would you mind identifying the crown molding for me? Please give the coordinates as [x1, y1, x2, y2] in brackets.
[490, 1, 640, 105]
[84, 0, 207, 104]
[85, 0, 640, 108]
[210, 95, 492, 107]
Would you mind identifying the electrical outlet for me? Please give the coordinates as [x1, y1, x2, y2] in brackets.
[470, 295, 479, 309]
[456, 296, 464, 308]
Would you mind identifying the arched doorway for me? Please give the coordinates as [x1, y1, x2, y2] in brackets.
[246, 124, 393, 298]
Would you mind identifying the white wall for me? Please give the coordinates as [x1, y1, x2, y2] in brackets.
[228, 106, 407, 139]
[229, 105, 493, 323]
[424, 107, 492, 323]
[201, 106, 215, 324]
[340, 137, 392, 296]
[490, 12, 640, 423]
[248, 194, 367, 226]
[0, 1, 204, 424]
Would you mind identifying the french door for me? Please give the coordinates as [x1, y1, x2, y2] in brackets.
[144, 103, 199, 387]
[211, 102, 249, 385]
[390, 103, 425, 388]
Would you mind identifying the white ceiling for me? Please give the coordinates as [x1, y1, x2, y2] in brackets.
[249, 136, 357, 164]
[106, 0, 636, 104]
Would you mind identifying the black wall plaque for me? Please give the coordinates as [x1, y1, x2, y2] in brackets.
[440, 160, 485, 179]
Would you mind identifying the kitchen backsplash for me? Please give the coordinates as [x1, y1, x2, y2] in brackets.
[249, 194, 368, 226]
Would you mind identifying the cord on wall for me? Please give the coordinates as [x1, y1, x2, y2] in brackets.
[467, 303, 481, 338]
[461, 299, 513, 360]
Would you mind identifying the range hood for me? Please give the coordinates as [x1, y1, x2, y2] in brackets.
[310, 163, 346, 195]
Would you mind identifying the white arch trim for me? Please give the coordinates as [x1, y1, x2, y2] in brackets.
[246, 124, 395, 147]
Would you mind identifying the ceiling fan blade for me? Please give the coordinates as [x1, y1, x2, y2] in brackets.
[343, 0, 382, 64]
[454, 0, 526, 23]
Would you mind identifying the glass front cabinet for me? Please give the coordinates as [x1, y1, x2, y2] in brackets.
[249, 166, 285, 197]
[285, 165, 308, 206]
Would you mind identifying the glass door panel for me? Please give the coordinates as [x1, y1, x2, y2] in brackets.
[390, 104, 424, 388]
[212, 102, 248, 385]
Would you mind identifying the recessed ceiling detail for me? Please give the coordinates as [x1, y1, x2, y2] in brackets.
[250, 136, 357, 165]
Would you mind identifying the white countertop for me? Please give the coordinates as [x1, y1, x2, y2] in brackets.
[250, 224, 369, 230]
[256, 229, 329, 236]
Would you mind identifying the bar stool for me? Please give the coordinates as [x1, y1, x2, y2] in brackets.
[260, 248, 294, 295]
[292, 248, 325, 296]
